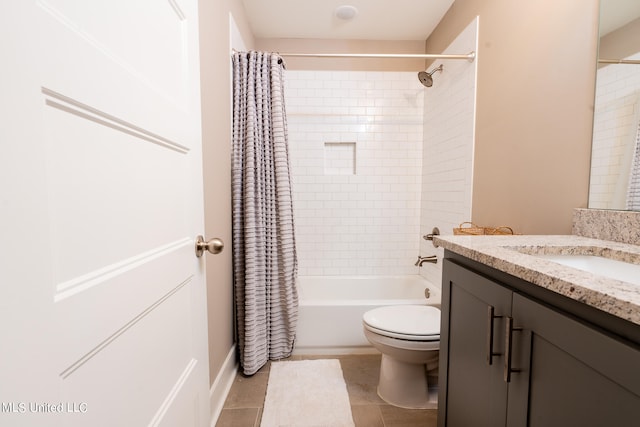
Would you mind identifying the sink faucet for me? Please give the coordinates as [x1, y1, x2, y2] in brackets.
[415, 255, 438, 266]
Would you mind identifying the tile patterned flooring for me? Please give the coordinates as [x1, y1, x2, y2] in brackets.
[215, 354, 437, 427]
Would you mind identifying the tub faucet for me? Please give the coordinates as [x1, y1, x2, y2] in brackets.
[415, 255, 438, 266]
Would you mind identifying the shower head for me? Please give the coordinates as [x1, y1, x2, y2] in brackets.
[418, 64, 444, 87]
[417, 71, 433, 87]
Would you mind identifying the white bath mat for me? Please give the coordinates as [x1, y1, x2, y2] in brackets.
[260, 359, 355, 427]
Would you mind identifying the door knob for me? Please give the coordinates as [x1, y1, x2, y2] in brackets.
[195, 235, 224, 257]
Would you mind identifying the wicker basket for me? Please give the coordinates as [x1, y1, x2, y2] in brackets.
[453, 222, 514, 236]
[453, 222, 485, 235]
[486, 226, 514, 235]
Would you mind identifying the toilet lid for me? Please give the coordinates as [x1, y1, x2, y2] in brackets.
[363, 305, 440, 339]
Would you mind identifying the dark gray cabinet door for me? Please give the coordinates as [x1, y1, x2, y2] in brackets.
[440, 260, 512, 427]
[507, 293, 640, 427]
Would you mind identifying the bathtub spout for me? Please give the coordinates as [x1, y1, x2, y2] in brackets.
[415, 255, 438, 266]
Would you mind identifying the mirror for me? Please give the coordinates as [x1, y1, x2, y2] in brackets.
[588, 0, 640, 210]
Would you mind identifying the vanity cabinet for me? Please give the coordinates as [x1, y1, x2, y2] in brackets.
[438, 257, 640, 427]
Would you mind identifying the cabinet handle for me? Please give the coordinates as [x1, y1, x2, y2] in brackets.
[486, 306, 503, 365]
[504, 316, 522, 383]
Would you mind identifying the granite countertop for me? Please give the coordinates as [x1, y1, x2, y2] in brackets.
[433, 234, 640, 326]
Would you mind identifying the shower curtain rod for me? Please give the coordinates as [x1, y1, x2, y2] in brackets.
[231, 49, 476, 62]
[277, 52, 475, 61]
[598, 58, 640, 65]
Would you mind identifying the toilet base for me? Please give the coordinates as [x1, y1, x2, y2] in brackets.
[377, 354, 438, 409]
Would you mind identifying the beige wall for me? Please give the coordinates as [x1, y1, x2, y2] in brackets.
[426, 0, 599, 234]
[198, 0, 254, 386]
[599, 17, 640, 63]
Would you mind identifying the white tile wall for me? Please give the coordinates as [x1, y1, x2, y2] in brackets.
[589, 51, 640, 209]
[286, 71, 424, 276]
[285, 19, 478, 280]
[419, 17, 478, 287]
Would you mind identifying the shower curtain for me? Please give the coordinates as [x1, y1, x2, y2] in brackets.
[627, 120, 640, 210]
[231, 51, 298, 375]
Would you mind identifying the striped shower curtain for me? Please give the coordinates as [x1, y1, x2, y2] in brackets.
[627, 120, 640, 210]
[231, 51, 298, 375]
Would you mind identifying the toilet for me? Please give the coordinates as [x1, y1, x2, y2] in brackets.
[362, 305, 440, 409]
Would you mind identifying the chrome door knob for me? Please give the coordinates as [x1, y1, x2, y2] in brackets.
[195, 235, 224, 257]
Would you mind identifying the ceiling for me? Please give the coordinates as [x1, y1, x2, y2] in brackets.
[241, 0, 640, 41]
[240, 0, 455, 41]
[600, 0, 640, 36]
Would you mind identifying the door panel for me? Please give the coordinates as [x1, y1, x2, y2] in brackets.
[61, 282, 194, 426]
[508, 294, 640, 427]
[43, 94, 189, 284]
[39, 0, 188, 108]
[1, 1, 209, 426]
[441, 260, 512, 427]
[37, 0, 194, 140]
[55, 244, 193, 378]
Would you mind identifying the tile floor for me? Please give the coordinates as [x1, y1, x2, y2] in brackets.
[215, 354, 438, 427]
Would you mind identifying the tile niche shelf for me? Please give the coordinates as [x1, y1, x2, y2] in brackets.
[324, 142, 356, 176]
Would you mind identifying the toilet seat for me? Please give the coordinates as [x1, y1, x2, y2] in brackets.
[363, 305, 440, 341]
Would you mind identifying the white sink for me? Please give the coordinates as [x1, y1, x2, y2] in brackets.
[534, 254, 640, 286]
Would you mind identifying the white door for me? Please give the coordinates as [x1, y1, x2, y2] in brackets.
[0, 1, 210, 426]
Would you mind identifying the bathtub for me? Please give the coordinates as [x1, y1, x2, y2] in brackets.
[293, 275, 441, 355]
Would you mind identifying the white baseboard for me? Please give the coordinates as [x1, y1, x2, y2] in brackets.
[209, 345, 238, 427]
